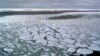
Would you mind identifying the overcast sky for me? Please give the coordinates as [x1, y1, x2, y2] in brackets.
[0, 0, 100, 9]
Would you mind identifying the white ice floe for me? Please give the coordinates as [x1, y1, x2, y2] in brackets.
[36, 39, 47, 45]
[77, 48, 93, 54]
[63, 38, 75, 44]
[48, 41, 57, 46]
[4, 48, 13, 52]
[43, 27, 51, 32]
[47, 36, 58, 42]
[67, 48, 76, 53]
[75, 43, 88, 47]
[67, 44, 77, 48]
[89, 44, 100, 47]
[19, 34, 32, 40]
[51, 53, 56, 56]
[88, 47, 100, 51]
[45, 32, 54, 36]
[56, 44, 65, 48]
[88, 44, 100, 51]
[32, 34, 40, 40]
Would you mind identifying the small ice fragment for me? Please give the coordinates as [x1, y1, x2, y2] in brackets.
[51, 53, 56, 56]
[67, 48, 76, 53]
[57, 45, 64, 48]
[77, 48, 93, 54]
[4, 48, 13, 52]
[36, 39, 47, 45]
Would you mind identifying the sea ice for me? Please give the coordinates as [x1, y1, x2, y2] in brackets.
[67, 48, 76, 53]
[75, 43, 88, 47]
[63, 38, 75, 44]
[77, 48, 93, 54]
[93, 40, 100, 45]
[88, 44, 100, 51]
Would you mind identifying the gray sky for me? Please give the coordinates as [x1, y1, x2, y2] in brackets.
[0, 0, 100, 9]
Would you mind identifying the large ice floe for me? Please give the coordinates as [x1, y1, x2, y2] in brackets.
[0, 9, 100, 56]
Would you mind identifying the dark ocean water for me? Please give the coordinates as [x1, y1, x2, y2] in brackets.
[0, 0, 100, 9]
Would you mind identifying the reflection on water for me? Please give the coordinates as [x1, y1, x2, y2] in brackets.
[0, 0, 100, 9]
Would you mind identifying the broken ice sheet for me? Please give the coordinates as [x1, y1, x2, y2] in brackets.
[0, 10, 100, 56]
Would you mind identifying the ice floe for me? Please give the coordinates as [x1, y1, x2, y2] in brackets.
[67, 48, 76, 53]
[77, 48, 93, 54]
[88, 44, 100, 51]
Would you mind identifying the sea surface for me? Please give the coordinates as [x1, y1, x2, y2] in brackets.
[0, 0, 100, 9]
